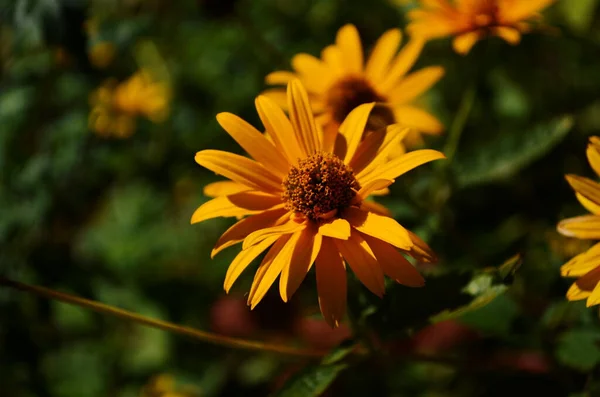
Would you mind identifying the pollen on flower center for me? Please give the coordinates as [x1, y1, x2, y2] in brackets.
[326, 77, 395, 130]
[282, 152, 360, 221]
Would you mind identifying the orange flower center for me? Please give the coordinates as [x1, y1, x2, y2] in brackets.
[326, 76, 394, 130]
[282, 152, 360, 221]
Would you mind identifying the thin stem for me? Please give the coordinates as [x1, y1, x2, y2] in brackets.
[442, 84, 476, 163]
[0, 277, 326, 358]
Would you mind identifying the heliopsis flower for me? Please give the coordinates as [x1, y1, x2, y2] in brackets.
[192, 80, 444, 327]
[558, 137, 600, 307]
[407, 0, 556, 55]
[89, 69, 171, 138]
[263, 24, 444, 148]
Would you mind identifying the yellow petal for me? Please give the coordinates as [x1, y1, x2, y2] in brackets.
[334, 231, 385, 297]
[360, 200, 392, 217]
[190, 193, 282, 224]
[336, 24, 363, 74]
[216, 112, 289, 177]
[287, 80, 321, 155]
[195, 150, 282, 193]
[359, 149, 446, 184]
[344, 206, 412, 250]
[389, 66, 445, 104]
[248, 233, 297, 308]
[492, 26, 521, 45]
[211, 207, 288, 258]
[321, 45, 344, 76]
[377, 38, 425, 93]
[260, 89, 288, 109]
[576, 265, 600, 291]
[566, 282, 591, 301]
[318, 218, 351, 240]
[393, 106, 444, 134]
[587, 282, 600, 307]
[291, 54, 334, 93]
[365, 28, 402, 84]
[265, 71, 297, 86]
[279, 226, 322, 302]
[316, 238, 347, 328]
[223, 235, 279, 292]
[203, 181, 250, 197]
[587, 138, 600, 177]
[566, 174, 600, 207]
[362, 234, 425, 287]
[339, 102, 376, 163]
[452, 31, 481, 55]
[557, 215, 600, 239]
[351, 124, 409, 176]
[358, 179, 394, 200]
[243, 220, 304, 250]
[560, 244, 600, 277]
[405, 230, 438, 263]
[255, 95, 304, 166]
[500, 0, 555, 23]
[577, 193, 600, 215]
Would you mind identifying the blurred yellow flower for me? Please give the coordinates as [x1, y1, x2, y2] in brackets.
[264, 24, 445, 148]
[88, 41, 116, 68]
[89, 70, 171, 138]
[558, 137, 600, 307]
[407, 0, 556, 55]
[140, 374, 201, 397]
[192, 80, 443, 327]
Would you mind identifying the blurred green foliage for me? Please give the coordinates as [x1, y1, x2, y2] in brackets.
[2, 0, 600, 396]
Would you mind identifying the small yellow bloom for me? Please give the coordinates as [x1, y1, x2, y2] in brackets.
[192, 80, 444, 327]
[558, 137, 600, 307]
[88, 41, 116, 69]
[140, 374, 200, 397]
[264, 24, 445, 148]
[407, 0, 556, 55]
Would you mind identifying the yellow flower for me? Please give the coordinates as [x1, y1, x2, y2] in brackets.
[407, 0, 556, 55]
[263, 24, 445, 148]
[88, 41, 116, 69]
[558, 137, 600, 307]
[192, 80, 444, 327]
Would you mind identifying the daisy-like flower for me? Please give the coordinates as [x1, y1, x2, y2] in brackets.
[407, 0, 556, 55]
[263, 24, 445, 148]
[192, 80, 445, 327]
[558, 137, 600, 307]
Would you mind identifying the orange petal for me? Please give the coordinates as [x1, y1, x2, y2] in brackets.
[316, 238, 347, 328]
[260, 89, 288, 109]
[405, 230, 438, 263]
[279, 226, 322, 302]
[195, 150, 282, 193]
[334, 231, 385, 297]
[377, 38, 425, 93]
[203, 181, 250, 197]
[557, 215, 600, 239]
[351, 124, 409, 176]
[491, 26, 521, 45]
[344, 206, 412, 250]
[265, 71, 297, 86]
[358, 179, 394, 200]
[287, 80, 321, 155]
[318, 218, 351, 240]
[566, 174, 600, 207]
[339, 103, 376, 163]
[336, 24, 363, 74]
[587, 138, 600, 177]
[362, 234, 425, 287]
[360, 200, 393, 217]
[576, 265, 600, 291]
[291, 54, 334, 93]
[211, 207, 288, 258]
[216, 112, 289, 177]
[321, 45, 344, 76]
[243, 220, 304, 250]
[566, 282, 591, 301]
[389, 66, 445, 104]
[393, 106, 444, 134]
[500, 0, 555, 23]
[224, 235, 280, 292]
[191, 193, 283, 224]
[587, 282, 600, 307]
[560, 243, 600, 277]
[359, 149, 446, 185]
[365, 28, 403, 84]
[452, 31, 481, 55]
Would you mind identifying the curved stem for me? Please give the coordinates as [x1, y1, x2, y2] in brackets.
[442, 83, 476, 163]
[0, 277, 326, 358]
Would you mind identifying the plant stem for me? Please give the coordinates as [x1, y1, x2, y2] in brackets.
[442, 84, 476, 163]
[0, 276, 326, 358]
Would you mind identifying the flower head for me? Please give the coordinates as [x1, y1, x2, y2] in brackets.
[263, 24, 445, 148]
[558, 137, 600, 307]
[192, 80, 445, 327]
[407, 0, 556, 55]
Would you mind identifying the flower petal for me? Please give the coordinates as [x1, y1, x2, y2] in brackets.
[318, 218, 351, 240]
[566, 174, 600, 207]
[255, 95, 304, 165]
[260, 89, 288, 109]
[195, 150, 282, 193]
[344, 206, 412, 250]
[334, 231, 385, 297]
[500, 0, 555, 22]
[558, 215, 600, 239]
[576, 264, 600, 291]
[359, 149, 446, 185]
[393, 106, 444, 134]
[191, 192, 283, 224]
[339, 102, 376, 163]
[587, 282, 600, 307]
[248, 233, 297, 309]
[203, 181, 250, 197]
[452, 31, 481, 55]
[243, 220, 304, 250]
[336, 24, 363, 74]
[362, 234, 425, 287]
[405, 230, 438, 263]
[287, 80, 321, 155]
[316, 238, 347, 328]
[216, 112, 289, 177]
[587, 137, 600, 177]
[265, 71, 297, 86]
[351, 124, 409, 176]
[377, 38, 425, 93]
[211, 207, 288, 258]
[279, 226, 322, 302]
[366, 28, 403, 84]
[360, 200, 392, 217]
[321, 45, 344, 76]
[358, 179, 394, 200]
[291, 54, 335, 93]
[224, 235, 279, 292]
[561, 243, 600, 277]
[577, 193, 600, 215]
[492, 26, 521, 45]
[566, 282, 591, 301]
[389, 66, 445, 105]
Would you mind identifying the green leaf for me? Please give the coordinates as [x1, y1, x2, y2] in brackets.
[559, 0, 598, 33]
[271, 344, 354, 397]
[454, 116, 573, 188]
[556, 328, 600, 371]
